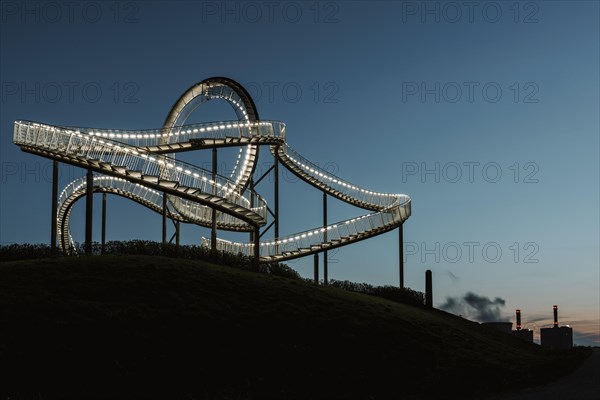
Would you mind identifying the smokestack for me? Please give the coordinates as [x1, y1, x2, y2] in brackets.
[516, 309, 521, 330]
[553, 305, 558, 328]
[425, 270, 433, 308]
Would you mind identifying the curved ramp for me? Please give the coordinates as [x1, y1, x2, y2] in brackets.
[13, 78, 411, 263]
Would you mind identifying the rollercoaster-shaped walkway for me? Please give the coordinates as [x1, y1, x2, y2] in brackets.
[13, 77, 411, 271]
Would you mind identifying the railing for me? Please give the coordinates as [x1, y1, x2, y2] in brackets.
[277, 143, 401, 210]
[168, 196, 258, 231]
[57, 175, 169, 252]
[14, 115, 412, 261]
[203, 198, 411, 260]
[59, 120, 286, 148]
[58, 175, 163, 213]
[14, 121, 268, 223]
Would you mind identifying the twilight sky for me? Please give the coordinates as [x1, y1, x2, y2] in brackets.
[1, 1, 598, 345]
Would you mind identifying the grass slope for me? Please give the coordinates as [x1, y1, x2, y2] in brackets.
[0, 255, 589, 399]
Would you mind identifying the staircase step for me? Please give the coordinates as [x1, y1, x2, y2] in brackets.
[142, 175, 159, 183]
[126, 170, 142, 178]
[176, 185, 194, 193]
[159, 180, 179, 188]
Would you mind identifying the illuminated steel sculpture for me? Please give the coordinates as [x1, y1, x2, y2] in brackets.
[13, 77, 411, 283]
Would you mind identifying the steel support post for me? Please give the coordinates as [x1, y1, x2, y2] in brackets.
[425, 270, 433, 307]
[162, 193, 167, 245]
[323, 192, 328, 286]
[85, 169, 93, 255]
[211, 147, 218, 252]
[249, 177, 254, 244]
[50, 160, 58, 256]
[314, 253, 319, 284]
[254, 227, 260, 270]
[274, 151, 279, 254]
[399, 223, 404, 289]
[101, 193, 106, 254]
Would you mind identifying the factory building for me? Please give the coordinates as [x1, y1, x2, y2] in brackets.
[540, 305, 573, 349]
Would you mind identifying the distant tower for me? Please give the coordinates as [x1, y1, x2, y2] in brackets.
[425, 270, 432, 308]
[540, 305, 573, 349]
[512, 309, 533, 342]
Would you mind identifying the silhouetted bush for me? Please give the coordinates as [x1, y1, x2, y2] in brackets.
[0, 243, 52, 262]
[68, 240, 297, 279]
[328, 279, 426, 307]
[3, 242, 421, 307]
[259, 262, 302, 280]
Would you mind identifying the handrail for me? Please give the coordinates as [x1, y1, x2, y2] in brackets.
[14, 114, 411, 261]
[58, 176, 170, 252]
[275, 143, 402, 210]
[203, 198, 411, 261]
[14, 121, 267, 223]
[57, 119, 286, 148]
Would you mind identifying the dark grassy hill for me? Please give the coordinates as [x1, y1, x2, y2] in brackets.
[0, 255, 589, 400]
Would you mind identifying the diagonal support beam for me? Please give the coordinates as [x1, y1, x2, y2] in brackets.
[259, 221, 275, 238]
[253, 164, 275, 187]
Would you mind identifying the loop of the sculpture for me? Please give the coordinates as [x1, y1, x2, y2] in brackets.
[159, 77, 262, 226]
[162, 77, 260, 191]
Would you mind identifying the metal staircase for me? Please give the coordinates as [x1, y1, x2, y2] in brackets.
[13, 77, 411, 264]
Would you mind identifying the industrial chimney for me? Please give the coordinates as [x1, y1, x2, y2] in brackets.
[541, 304, 573, 349]
[512, 309, 533, 342]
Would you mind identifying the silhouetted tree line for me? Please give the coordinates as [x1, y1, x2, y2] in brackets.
[0, 243, 52, 261]
[0, 241, 300, 280]
[1, 241, 425, 307]
[328, 279, 426, 307]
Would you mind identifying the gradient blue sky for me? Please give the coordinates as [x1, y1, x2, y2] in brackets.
[1, 1, 598, 345]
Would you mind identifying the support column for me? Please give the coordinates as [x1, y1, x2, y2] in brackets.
[313, 253, 319, 284]
[50, 160, 58, 256]
[274, 152, 279, 254]
[85, 169, 93, 255]
[176, 221, 180, 247]
[211, 147, 217, 252]
[249, 177, 254, 244]
[101, 193, 106, 254]
[323, 192, 328, 286]
[162, 193, 167, 245]
[254, 227, 260, 270]
[425, 270, 432, 308]
[399, 223, 404, 289]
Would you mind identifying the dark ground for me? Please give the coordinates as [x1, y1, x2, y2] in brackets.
[0, 255, 591, 399]
[487, 347, 599, 400]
